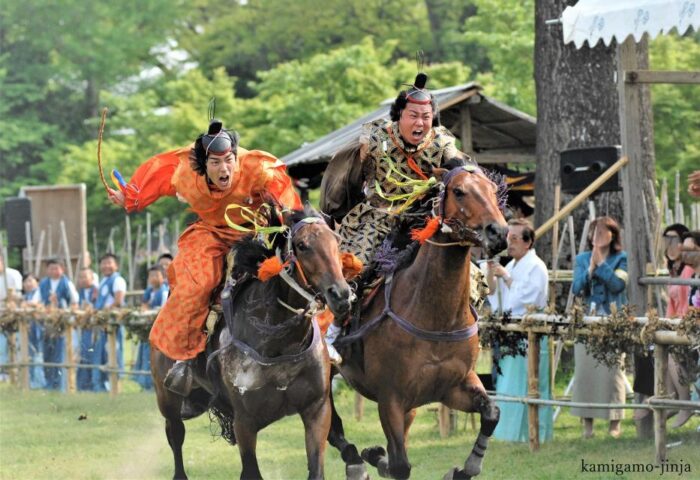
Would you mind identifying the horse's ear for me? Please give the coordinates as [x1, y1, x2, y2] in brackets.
[281, 208, 296, 228]
[432, 167, 448, 182]
[303, 201, 318, 218]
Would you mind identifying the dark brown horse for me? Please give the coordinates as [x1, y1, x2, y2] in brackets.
[152, 207, 352, 480]
[329, 165, 508, 479]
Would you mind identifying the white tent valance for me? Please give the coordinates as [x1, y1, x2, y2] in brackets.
[561, 0, 698, 48]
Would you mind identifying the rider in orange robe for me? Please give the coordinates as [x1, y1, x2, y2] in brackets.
[107, 120, 301, 392]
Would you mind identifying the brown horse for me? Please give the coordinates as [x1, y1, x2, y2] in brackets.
[152, 207, 352, 480]
[329, 165, 508, 479]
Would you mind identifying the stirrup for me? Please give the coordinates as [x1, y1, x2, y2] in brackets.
[164, 361, 194, 396]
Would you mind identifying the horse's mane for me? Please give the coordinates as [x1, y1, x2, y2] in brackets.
[230, 205, 326, 279]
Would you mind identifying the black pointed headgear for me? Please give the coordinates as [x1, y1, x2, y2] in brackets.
[191, 119, 239, 176]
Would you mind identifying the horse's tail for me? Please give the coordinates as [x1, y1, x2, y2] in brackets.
[205, 345, 237, 445]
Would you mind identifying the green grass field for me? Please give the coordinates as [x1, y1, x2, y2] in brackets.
[0, 379, 698, 480]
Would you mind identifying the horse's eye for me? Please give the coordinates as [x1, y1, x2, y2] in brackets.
[296, 242, 309, 252]
[452, 188, 465, 198]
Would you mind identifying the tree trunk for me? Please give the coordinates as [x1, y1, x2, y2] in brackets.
[534, 0, 655, 268]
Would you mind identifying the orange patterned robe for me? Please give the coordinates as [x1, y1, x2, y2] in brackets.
[123, 145, 302, 360]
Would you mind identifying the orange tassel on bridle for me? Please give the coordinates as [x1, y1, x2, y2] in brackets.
[340, 252, 363, 280]
[410, 216, 441, 244]
[257, 256, 290, 282]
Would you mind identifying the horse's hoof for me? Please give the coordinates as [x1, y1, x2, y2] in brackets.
[361, 446, 386, 467]
[443, 467, 471, 480]
[346, 462, 370, 480]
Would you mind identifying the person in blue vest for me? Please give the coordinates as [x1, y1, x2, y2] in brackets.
[75, 267, 99, 391]
[39, 259, 79, 391]
[22, 273, 46, 389]
[134, 265, 169, 390]
[84, 254, 127, 392]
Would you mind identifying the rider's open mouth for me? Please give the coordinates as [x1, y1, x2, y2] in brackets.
[411, 130, 424, 140]
[219, 175, 230, 186]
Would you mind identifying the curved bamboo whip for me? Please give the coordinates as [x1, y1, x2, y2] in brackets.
[97, 107, 109, 192]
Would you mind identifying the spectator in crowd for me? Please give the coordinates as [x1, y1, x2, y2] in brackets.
[76, 267, 99, 391]
[571, 216, 628, 438]
[157, 253, 173, 272]
[485, 218, 553, 443]
[135, 265, 169, 390]
[21, 273, 45, 389]
[0, 255, 22, 382]
[82, 254, 127, 392]
[38, 258, 79, 391]
[679, 231, 700, 418]
[633, 223, 695, 431]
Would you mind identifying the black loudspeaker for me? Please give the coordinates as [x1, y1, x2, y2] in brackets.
[3, 197, 32, 248]
[560, 146, 622, 195]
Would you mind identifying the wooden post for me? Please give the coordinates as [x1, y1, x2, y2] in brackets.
[653, 345, 668, 463]
[354, 392, 365, 421]
[438, 404, 452, 438]
[618, 37, 651, 333]
[527, 331, 540, 452]
[108, 326, 119, 397]
[65, 325, 76, 393]
[18, 319, 30, 390]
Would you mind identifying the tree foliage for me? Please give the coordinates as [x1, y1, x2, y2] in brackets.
[1, 0, 697, 254]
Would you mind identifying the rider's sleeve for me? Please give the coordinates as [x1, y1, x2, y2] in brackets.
[122, 147, 187, 213]
[248, 150, 303, 210]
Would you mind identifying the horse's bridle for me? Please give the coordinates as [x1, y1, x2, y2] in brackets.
[428, 165, 485, 248]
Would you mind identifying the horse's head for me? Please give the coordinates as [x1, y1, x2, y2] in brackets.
[433, 165, 508, 257]
[283, 206, 352, 319]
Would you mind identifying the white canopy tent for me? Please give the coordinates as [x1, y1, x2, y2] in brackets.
[561, 0, 699, 48]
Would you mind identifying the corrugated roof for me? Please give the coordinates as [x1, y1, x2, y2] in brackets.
[282, 82, 536, 176]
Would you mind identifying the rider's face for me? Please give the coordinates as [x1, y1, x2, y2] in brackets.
[206, 152, 236, 191]
[398, 103, 433, 145]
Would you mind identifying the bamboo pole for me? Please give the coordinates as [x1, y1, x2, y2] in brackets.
[527, 331, 540, 452]
[535, 156, 628, 239]
[654, 345, 668, 463]
[25, 221, 33, 276]
[146, 212, 152, 269]
[173, 219, 180, 255]
[34, 230, 45, 277]
[674, 170, 681, 223]
[59, 221, 73, 281]
[125, 216, 133, 290]
[93, 228, 98, 266]
[108, 326, 119, 397]
[18, 320, 30, 390]
[65, 325, 76, 393]
[48, 224, 53, 259]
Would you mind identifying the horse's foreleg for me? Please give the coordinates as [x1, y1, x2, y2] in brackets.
[362, 399, 411, 479]
[300, 397, 332, 480]
[165, 416, 188, 480]
[234, 418, 262, 480]
[443, 371, 499, 479]
[327, 386, 367, 479]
